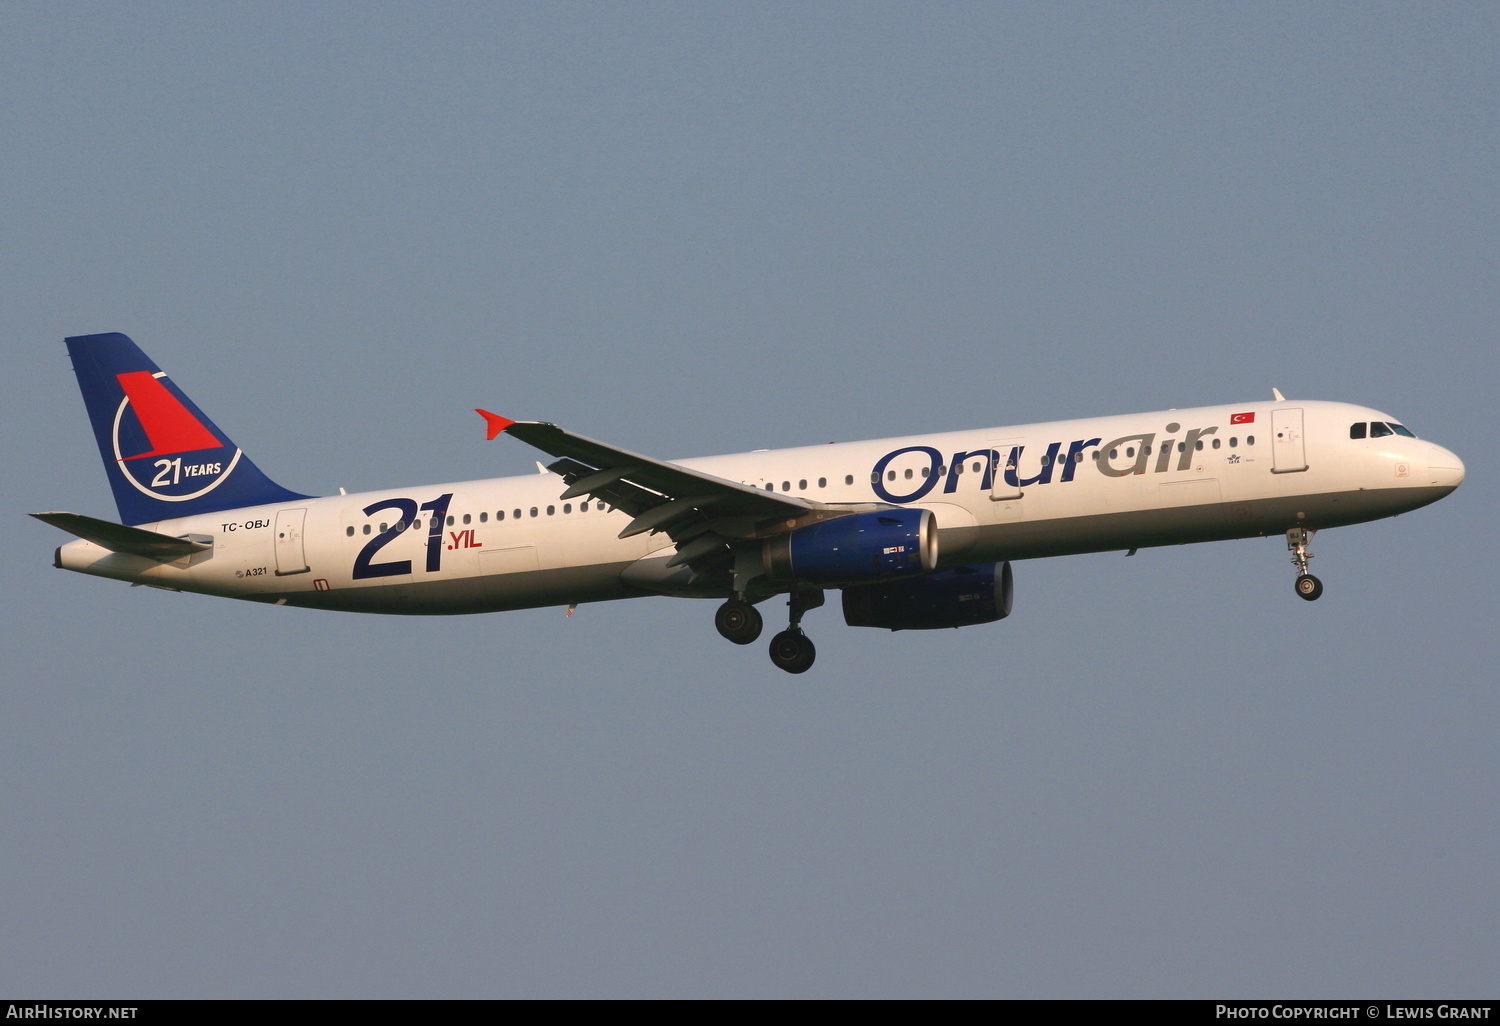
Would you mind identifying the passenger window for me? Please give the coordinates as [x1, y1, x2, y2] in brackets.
[446, 516, 454, 527]
[363, 524, 371, 535]
[844, 475, 853, 485]
[1370, 422, 1393, 438]
[1229, 437, 1238, 448]
[479, 512, 487, 523]
[462, 513, 471, 525]
[799, 479, 808, 489]
[818, 478, 827, 488]
[1350, 423, 1367, 439]
[563, 503, 572, 514]
[547, 505, 555, 516]
[1246, 436, 1255, 445]
[1195, 440, 1204, 450]
[1212, 438, 1221, 449]
[345, 526, 354, 537]
[529, 507, 538, 518]
[497, 510, 505, 521]
[581, 502, 590, 512]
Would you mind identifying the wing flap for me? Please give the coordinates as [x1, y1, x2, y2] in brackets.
[559, 464, 643, 500]
[664, 532, 731, 568]
[618, 495, 723, 539]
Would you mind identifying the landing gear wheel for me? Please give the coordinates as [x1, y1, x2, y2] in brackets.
[768, 629, 816, 674]
[1286, 529, 1323, 602]
[715, 599, 763, 645]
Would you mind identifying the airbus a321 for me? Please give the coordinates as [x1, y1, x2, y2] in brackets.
[35, 333, 1465, 673]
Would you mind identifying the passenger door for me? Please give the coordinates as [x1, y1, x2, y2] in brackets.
[274, 508, 310, 575]
[1271, 408, 1308, 474]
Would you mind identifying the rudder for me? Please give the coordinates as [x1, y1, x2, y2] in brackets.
[66, 332, 310, 525]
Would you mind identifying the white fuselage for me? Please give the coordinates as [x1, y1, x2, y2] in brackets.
[54, 399, 1464, 613]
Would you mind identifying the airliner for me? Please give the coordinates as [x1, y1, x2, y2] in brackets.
[35, 333, 1465, 673]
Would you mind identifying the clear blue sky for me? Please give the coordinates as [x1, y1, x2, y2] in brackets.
[4, 1, 1495, 997]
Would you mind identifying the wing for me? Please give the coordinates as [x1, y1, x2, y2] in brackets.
[477, 411, 823, 573]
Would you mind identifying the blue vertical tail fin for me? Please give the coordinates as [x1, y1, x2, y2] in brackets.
[65, 332, 311, 525]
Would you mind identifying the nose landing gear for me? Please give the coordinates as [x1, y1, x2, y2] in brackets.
[1286, 527, 1323, 601]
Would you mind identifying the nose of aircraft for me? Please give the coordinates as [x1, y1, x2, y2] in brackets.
[1427, 443, 1465, 490]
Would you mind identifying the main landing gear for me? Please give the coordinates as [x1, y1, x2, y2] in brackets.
[1286, 527, 1323, 601]
[768, 590, 823, 674]
[714, 598, 763, 645]
[769, 628, 815, 675]
[714, 590, 824, 674]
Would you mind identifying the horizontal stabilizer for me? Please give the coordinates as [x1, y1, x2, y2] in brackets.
[31, 512, 210, 561]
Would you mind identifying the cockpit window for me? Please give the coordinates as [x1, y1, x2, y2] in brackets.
[1353, 421, 1417, 440]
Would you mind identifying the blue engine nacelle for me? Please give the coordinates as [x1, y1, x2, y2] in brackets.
[761, 508, 937, 585]
[841, 561, 1013, 631]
